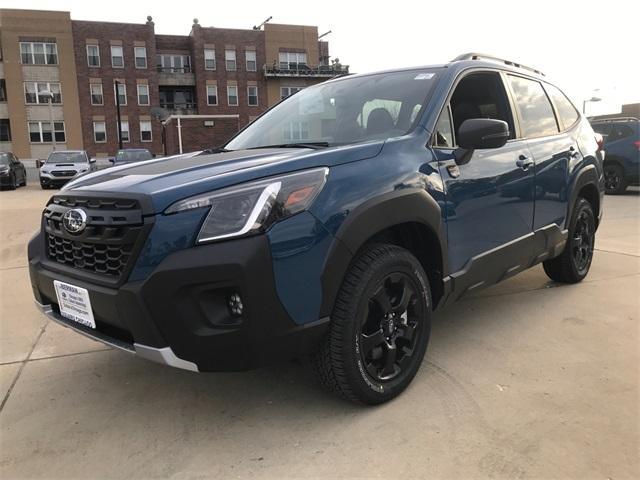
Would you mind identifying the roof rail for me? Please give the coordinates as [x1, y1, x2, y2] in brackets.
[451, 52, 546, 76]
[589, 116, 639, 123]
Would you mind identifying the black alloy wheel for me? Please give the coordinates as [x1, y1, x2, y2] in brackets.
[604, 164, 627, 194]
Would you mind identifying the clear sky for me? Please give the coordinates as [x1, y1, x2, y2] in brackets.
[3, 0, 638, 116]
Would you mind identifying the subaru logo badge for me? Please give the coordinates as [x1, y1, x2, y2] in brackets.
[62, 208, 88, 234]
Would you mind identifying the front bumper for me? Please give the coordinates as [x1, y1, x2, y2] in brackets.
[29, 233, 329, 372]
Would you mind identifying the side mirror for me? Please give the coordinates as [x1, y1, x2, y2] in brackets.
[36, 159, 42, 168]
[108, 158, 115, 164]
[455, 118, 510, 165]
[89, 158, 96, 164]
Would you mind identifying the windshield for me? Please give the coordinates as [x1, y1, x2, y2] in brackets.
[46, 152, 87, 163]
[116, 150, 152, 162]
[0, 153, 10, 166]
[225, 69, 441, 150]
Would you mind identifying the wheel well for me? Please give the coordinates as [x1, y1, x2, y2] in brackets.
[365, 222, 444, 307]
[578, 183, 600, 226]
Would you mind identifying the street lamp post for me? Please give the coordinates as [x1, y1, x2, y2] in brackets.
[583, 96, 602, 115]
[41, 90, 56, 151]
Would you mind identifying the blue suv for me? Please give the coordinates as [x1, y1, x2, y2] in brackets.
[28, 53, 604, 404]
[590, 117, 640, 194]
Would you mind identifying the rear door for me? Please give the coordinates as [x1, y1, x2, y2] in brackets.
[506, 76, 578, 231]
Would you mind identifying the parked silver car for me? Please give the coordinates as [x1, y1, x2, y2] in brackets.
[39, 150, 96, 189]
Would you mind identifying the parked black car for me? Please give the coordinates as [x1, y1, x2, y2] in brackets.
[111, 149, 154, 166]
[0, 152, 27, 190]
[590, 117, 640, 194]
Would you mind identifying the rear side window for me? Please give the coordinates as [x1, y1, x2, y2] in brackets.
[508, 75, 559, 138]
[545, 84, 579, 130]
[609, 124, 634, 141]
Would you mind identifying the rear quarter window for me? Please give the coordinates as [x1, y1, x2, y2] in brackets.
[545, 84, 580, 130]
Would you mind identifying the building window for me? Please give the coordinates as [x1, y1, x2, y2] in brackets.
[279, 52, 307, 70]
[246, 50, 257, 71]
[137, 84, 150, 105]
[156, 54, 191, 73]
[0, 119, 11, 142]
[90, 84, 103, 105]
[283, 121, 309, 141]
[111, 45, 124, 67]
[0, 80, 6, 102]
[247, 86, 258, 106]
[114, 83, 127, 105]
[87, 45, 100, 67]
[225, 49, 236, 71]
[117, 120, 130, 142]
[93, 121, 107, 143]
[24, 82, 62, 104]
[28, 121, 65, 143]
[204, 49, 216, 70]
[207, 85, 218, 105]
[20, 42, 58, 65]
[227, 85, 238, 106]
[134, 46, 147, 69]
[140, 121, 152, 141]
[280, 86, 304, 100]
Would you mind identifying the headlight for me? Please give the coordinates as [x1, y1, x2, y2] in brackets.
[165, 167, 328, 244]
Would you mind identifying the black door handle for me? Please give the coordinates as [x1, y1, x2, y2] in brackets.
[516, 155, 534, 170]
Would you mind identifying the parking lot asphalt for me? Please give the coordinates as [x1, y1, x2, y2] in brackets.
[0, 185, 638, 479]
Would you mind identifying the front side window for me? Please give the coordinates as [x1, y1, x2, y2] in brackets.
[137, 84, 150, 105]
[90, 83, 103, 105]
[93, 121, 106, 142]
[226, 68, 441, 150]
[140, 120, 152, 141]
[225, 49, 236, 71]
[508, 75, 559, 138]
[115, 83, 127, 105]
[118, 120, 130, 142]
[24, 82, 62, 104]
[545, 84, 579, 130]
[87, 45, 100, 67]
[246, 50, 257, 71]
[207, 85, 218, 105]
[227, 85, 238, 106]
[134, 46, 147, 68]
[204, 49, 216, 70]
[111, 45, 124, 67]
[247, 86, 258, 106]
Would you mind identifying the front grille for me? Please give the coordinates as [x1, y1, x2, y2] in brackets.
[43, 195, 145, 280]
[51, 170, 77, 177]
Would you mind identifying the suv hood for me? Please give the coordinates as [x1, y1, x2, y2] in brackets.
[63, 142, 384, 214]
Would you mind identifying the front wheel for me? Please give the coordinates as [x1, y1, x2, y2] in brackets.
[8, 173, 16, 190]
[543, 198, 595, 283]
[315, 244, 431, 405]
[604, 164, 627, 195]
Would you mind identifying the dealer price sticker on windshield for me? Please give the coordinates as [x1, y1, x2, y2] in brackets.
[53, 280, 96, 329]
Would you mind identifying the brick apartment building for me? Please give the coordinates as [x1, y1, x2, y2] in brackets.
[0, 9, 348, 159]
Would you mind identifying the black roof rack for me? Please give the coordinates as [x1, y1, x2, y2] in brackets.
[451, 52, 546, 77]
[589, 116, 639, 123]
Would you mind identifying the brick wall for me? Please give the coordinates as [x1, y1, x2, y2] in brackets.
[163, 116, 240, 155]
[72, 19, 163, 157]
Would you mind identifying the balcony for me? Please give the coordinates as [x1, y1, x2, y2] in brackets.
[159, 103, 198, 116]
[157, 66, 195, 86]
[263, 64, 349, 78]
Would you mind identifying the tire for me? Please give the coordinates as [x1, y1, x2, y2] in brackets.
[314, 244, 432, 405]
[543, 198, 595, 283]
[8, 174, 16, 190]
[20, 174, 27, 187]
[604, 163, 627, 195]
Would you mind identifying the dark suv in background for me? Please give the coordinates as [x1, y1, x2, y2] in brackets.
[28, 53, 604, 404]
[590, 117, 640, 194]
[111, 149, 154, 166]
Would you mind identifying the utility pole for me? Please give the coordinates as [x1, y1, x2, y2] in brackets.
[115, 80, 124, 150]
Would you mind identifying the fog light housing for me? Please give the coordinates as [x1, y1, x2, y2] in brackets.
[228, 293, 244, 317]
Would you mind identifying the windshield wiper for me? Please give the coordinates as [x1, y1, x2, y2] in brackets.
[247, 142, 330, 150]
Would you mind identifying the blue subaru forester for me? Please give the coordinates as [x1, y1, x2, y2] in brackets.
[29, 54, 604, 404]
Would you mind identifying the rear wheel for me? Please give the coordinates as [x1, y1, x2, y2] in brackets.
[543, 198, 595, 283]
[604, 163, 627, 194]
[315, 244, 431, 405]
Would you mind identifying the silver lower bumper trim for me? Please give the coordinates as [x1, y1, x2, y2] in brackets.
[34, 301, 198, 372]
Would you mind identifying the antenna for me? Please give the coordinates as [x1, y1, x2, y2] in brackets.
[253, 16, 272, 30]
[318, 30, 332, 40]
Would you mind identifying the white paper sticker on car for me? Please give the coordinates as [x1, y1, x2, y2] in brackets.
[53, 280, 96, 329]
